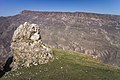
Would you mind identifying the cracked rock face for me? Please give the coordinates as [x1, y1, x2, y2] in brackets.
[11, 22, 53, 68]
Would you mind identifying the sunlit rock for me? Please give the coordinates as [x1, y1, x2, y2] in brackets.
[11, 22, 54, 69]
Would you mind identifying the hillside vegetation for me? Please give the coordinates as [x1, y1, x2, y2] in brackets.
[1, 49, 120, 80]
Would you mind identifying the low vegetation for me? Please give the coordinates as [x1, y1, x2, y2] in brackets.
[1, 49, 120, 80]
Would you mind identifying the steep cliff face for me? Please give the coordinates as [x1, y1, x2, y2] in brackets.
[0, 10, 120, 66]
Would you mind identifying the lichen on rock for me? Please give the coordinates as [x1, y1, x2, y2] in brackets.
[11, 22, 54, 69]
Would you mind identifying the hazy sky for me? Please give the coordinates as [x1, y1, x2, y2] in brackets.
[0, 0, 120, 16]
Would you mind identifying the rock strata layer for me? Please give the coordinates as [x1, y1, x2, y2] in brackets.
[11, 22, 53, 68]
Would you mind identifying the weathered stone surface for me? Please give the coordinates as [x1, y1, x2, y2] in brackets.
[11, 22, 53, 68]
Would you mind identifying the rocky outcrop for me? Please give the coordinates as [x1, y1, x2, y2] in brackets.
[11, 22, 53, 68]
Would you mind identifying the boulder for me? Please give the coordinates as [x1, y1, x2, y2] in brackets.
[11, 22, 54, 69]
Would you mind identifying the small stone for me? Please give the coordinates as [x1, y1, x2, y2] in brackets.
[61, 67, 63, 69]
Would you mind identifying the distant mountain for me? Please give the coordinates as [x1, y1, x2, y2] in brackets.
[0, 10, 120, 67]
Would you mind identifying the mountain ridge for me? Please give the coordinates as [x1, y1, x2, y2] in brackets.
[1, 10, 120, 17]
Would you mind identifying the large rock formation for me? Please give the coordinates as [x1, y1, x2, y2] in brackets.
[0, 10, 120, 66]
[11, 22, 53, 68]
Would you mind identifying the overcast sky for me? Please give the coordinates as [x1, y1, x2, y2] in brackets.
[0, 0, 120, 16]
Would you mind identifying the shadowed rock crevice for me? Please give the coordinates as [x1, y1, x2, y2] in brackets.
[0, 56, 13, 78]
